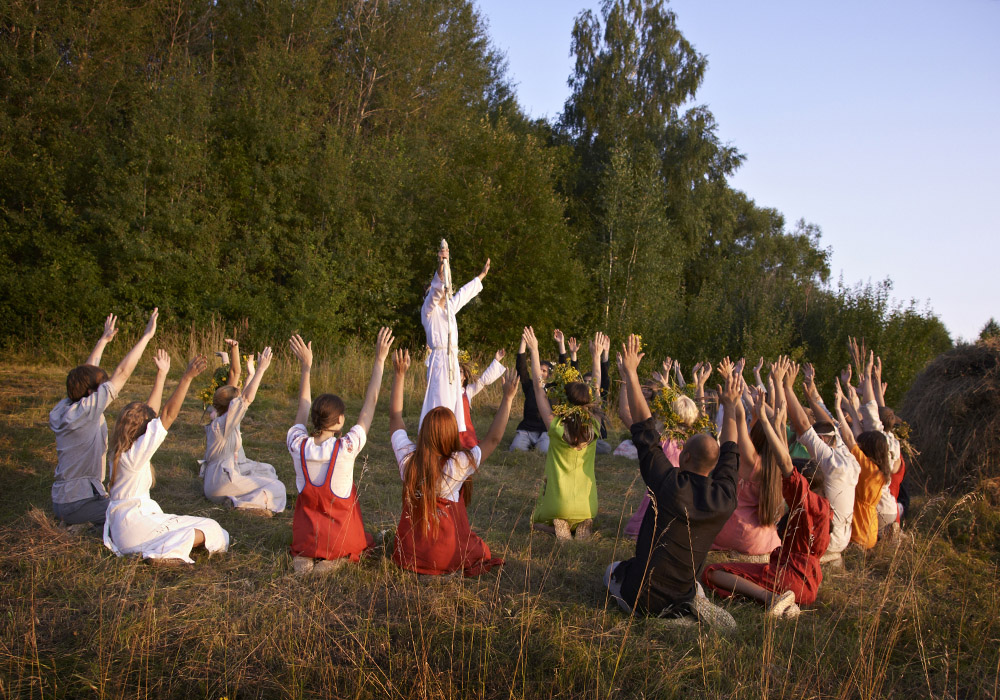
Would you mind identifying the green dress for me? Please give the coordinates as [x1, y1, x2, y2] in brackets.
[531, 417, 598, 527]
[787, 425, 811, 461]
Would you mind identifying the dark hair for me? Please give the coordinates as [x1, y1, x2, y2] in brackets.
[310, 393, 346, 436]
[562, 381, 600, 448]
[812, 421, 836, 437]
[66, 365, 109, 402]
[459, 360, 477, 389]
[856, 430, 892, 483]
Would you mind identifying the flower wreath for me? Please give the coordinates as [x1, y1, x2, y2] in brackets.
[546, 362, 598, 425]
[457, 349, 480, 379]
[198, 355, 249, 408]
[649, 382, 716, 443]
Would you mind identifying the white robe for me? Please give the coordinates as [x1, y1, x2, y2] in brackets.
[201, 396, 287, 512]
[104, 418, 229, 563]
[419, 271, 482, 432]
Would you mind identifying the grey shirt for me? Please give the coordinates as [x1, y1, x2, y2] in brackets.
[49, 381, 119, 504]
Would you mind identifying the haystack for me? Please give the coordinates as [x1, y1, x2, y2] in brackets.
[902, 338, 1000, 491]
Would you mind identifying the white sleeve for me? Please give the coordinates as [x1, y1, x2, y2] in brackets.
[65, 381, 119, 426]
[123, 417, 169, 471]
[422, 272, 446, 318]
[391, 429, 416, 480]
[222, 396, 251, 437]
[342, 424, 367, 455]
[451, 277, 483, 314]
[465, 359, 506, 400]
[860, 400, 883, 433]
[796, 426, 835, 464]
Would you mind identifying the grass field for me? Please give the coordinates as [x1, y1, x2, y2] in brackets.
[1, 335, 999, 699]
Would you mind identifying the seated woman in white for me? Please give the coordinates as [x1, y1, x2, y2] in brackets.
[202, 345, 286, 514]
[104, 351, 229, 565]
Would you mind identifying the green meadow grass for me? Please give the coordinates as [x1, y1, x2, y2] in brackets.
[1, 336, 998, 699]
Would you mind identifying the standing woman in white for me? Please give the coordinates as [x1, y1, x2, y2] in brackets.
[201, 346, 286, 514]
[104, 351, 229, 565]
[419, 240, 490, 433]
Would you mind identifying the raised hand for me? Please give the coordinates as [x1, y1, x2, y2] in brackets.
[393, 348, 411, 375]
[840, 365, 853, 389]
[289, 334, 313, 369]
[754, 357, 764, 375]
[143, 307, 159, 339]
[224, 338, 238, 349]
[522, 326, 539, 353]
[553, 328, 564, 345]
[502, 367, 519, 399]
[184, 354, 208, 379]
[567, 336, 580, 355]
[495, 348, 506, 362]
[734, 357, 746, 376]
[478, 258, 491, 280]
[153, 349, 170, 374]
[802, 362, 815, 390]
[718, 356, 734, 380]
[719, 371, 744, 410]
[786, 359, 801, 385]
[375, 327, 395, 364]
[256, 346, 273, 373]
[873, 356, 883, 384]
[621, 334, 644, 373]
[101, 314, 119, 344]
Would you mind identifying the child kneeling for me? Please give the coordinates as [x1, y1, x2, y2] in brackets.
[286, 330, 393, 574]
[388, 348, 517, 577]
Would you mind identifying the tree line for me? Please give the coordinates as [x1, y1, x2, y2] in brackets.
[0, 0, 950, 405]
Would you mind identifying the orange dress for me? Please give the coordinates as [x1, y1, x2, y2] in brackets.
[849, 444, 884, 549]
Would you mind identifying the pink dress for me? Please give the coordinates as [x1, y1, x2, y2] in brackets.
[710, 456, 781, 555]
[623, 439, 682, 540]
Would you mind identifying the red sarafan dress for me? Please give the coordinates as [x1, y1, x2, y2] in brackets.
[392, 495, 502, 576]
[390, 429, 503, 577]
[458, 393, 478, 450]
[703, 469, 831, 606]
[890, 455, 906, 523]
[291, 439, 373, 561]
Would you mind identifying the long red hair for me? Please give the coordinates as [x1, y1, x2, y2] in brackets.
[402, 407, 474, 537]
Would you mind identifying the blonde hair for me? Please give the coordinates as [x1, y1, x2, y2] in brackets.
[672, 395, 699, 427]
[109, 402, 156, 489]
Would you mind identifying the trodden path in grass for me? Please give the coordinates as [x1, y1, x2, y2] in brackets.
[1, 362, 998, 699]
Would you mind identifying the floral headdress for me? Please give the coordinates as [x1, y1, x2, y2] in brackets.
[457, 349, 480, 378]
[198, 354, 249, 408]
[546, 362, 598, 424]
[650, 382, 716, 443]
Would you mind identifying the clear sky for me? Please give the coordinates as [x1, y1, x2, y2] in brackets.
[475, 0, 1000, 342]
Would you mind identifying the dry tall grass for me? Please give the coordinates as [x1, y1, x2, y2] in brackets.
[1, 330, 998, 699]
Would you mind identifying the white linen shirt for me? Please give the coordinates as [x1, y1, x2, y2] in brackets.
[286, 424, 366, 499]
[49, 381, 119, 504]
[797, 426, 862, 553]
[390, 429, 481, 502]
[465, 358, 506, 401]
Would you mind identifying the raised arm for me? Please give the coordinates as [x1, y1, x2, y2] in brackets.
[225, 338, 241, 387]
[752, 390, 794, 476]
[108, 308, 158, 394]
[693, 362, 711, 415]
[717, 369, 743, 446]
[85, 313, 118, 367]
[241, 346, 273, 404]
[159, 355, 207, 430]
[523, 327, 554, 428]
[834, 378, 857, 450]
[146, 350, 170, 415]
[782, 367, 812, 438]
[616, 354, 634, 426]
[590, 332, 606, 399]
[753, 357, 765, 392]
[620, 334, 651, 424]
[553, 329, 567, 359]
[734, 386, 758, 478]
[567, 336, 580, 366]
[289, 334, 313, 427]
[476, 369, 519, 461]
[802, 362, 835, 424]
[356, 328, 394, 434]
[388, 349, 410, 434]
[466, 349, 507, 400]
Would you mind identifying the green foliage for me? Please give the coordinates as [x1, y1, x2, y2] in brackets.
[979, 318, 1000, 342]
[0, 0, 951, 399]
